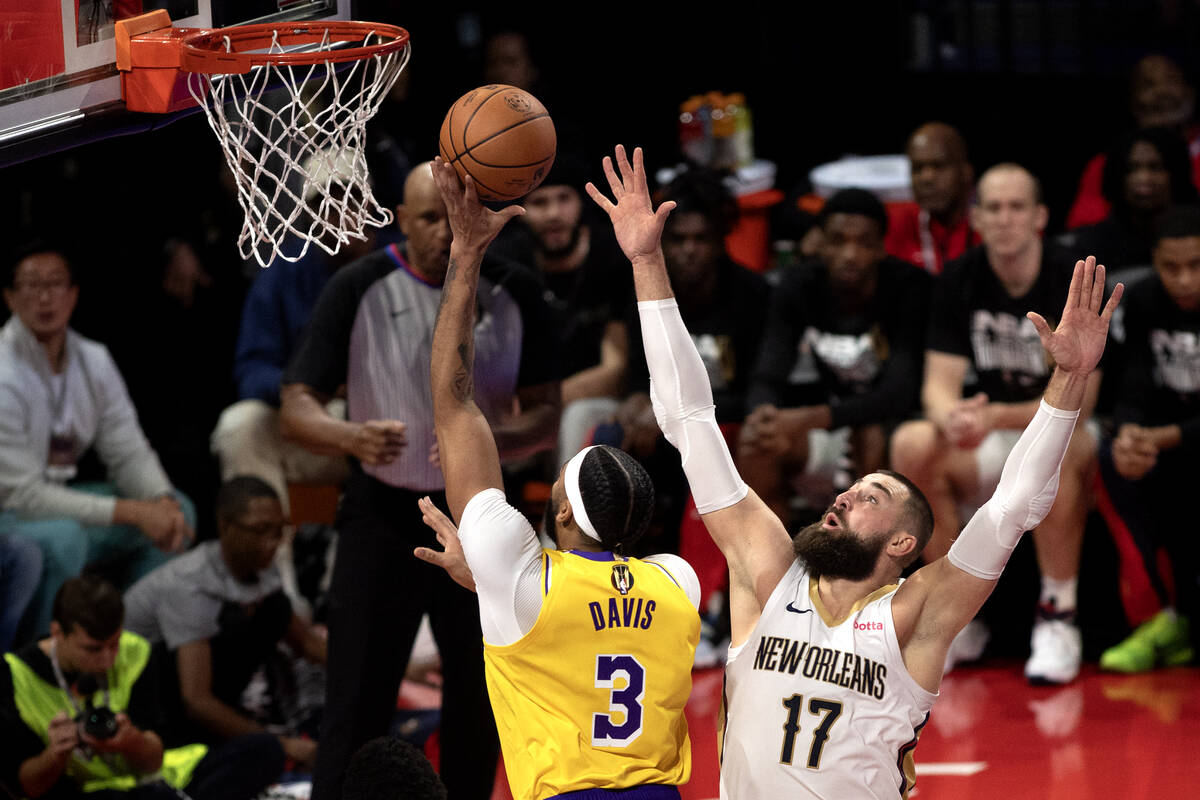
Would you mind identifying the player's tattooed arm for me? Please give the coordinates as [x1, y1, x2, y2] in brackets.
[429, 158, 524, 521]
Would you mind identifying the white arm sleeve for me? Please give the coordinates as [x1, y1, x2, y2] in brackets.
[947, 400, 1079, 581]
[457, 489, 545, 646]
[642, 553, 702, 611]
[638, 299, 749, 514]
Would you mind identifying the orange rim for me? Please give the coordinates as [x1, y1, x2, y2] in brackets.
[180, 21, 409, 75]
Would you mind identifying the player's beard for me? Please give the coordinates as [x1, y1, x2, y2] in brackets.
[792, 512, 889, 581]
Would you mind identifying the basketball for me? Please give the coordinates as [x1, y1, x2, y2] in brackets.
[438, 84, 557, 202]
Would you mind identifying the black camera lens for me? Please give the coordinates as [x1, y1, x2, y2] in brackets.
[82, 706, 119, 740]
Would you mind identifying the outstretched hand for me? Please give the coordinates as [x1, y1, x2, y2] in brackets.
[585, 145, 676, 263]
[1027, 255, 1123, 375]
[430, 158, 525, 255]
[413, 496, 476, 592]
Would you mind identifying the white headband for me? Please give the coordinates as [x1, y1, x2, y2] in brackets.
[564, 446, 601, 543]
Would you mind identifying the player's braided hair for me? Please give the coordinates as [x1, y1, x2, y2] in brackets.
[577, 445, 655, 554]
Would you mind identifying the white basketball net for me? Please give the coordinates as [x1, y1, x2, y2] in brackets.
[188, 29, 410, 268]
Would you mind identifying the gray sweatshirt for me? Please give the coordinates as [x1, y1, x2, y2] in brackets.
[0, 315, 172, 525]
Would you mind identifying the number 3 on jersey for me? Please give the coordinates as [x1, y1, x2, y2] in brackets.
[592, 654, 645, 747]
[780, 694, 844, 768]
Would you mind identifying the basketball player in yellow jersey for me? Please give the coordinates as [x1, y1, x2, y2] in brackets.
[420, 157, 702, 800]
[585, 146, 1122, 799]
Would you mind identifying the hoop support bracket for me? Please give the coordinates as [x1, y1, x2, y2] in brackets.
[116, 11, 208, 113]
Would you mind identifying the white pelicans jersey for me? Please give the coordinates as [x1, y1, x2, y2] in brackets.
[720, 560, 937, 799]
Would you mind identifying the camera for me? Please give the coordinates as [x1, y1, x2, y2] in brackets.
[77, 703, 119, 740]
[74, 676, 119, 740]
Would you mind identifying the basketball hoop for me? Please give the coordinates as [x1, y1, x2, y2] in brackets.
[116, 11, 410, 267]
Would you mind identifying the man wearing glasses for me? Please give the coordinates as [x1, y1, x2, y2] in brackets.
[0, 245, 193, 641]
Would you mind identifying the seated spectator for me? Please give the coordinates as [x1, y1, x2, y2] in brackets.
[1096, 206, 1200, 673]
[1058, 127, 1199, 274]
[0, 575, 282, 800]
[0, 246, 194, 640]
[890, 164, 1099, 685]
[0, 534, 42, 651]
[595, 168, 768, 554]
[342, 736, 446, 800]
[740, 188, 931, 526]
[1067, 53, 1200, 229]
[123, 477, 326, 765]
[886, 121, 979, 274]
[210, 151, 378, 615]
[492, 153, 633, 464]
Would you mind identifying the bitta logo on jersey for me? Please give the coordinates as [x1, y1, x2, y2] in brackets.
[611, 565, 634, 595]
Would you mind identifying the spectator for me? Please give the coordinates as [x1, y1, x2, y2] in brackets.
[1058, 127, 1200, 273]
[0, 247, 194, 640]
[280, 162, 560, 800]
[890, 164, 1100, 685]
[1096, 206, 1200, 673]
[210, 150, 382, 615]
[482, 30, 540, 92]
[123, 476, 326, 763]
[1067, 53, 1200, 229]
[596, 167, 769, 554]
[342, 736, 446, 800]
[492, 152, 633, 464]
[740, 188, 932, 526]
[886, 122, 979, 274]
[0, 535, 41, 651]
[0, 575, 283, 800]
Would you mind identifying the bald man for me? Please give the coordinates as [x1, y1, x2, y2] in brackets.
[886, 121, 979, 274]
[280, 162, 561, 800]
[891, 164, 1100, 686]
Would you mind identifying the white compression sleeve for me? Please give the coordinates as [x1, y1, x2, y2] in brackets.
[947, 400, 1080, 581]
[638, 298, 749, 514]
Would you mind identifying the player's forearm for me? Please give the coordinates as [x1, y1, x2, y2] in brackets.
[630, 252, 675, 302]
[431, 244, 486, 420]
[948, 397, 1078, 581]
[1041, 366, 1091, 414]
[638, 299, 748, 515]
[279, 385, 358, 456]
[985, 398, 1041, 430]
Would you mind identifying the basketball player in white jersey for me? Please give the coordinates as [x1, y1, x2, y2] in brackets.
[586, 145, 1122, 799]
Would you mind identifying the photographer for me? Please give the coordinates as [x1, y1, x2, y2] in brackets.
[0, 575, 283, 800]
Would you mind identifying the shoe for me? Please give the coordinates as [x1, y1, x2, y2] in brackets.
[1099, 610, 1193, 674]
[943, 619, 990, 675]
[1025, 609, 1082, 686]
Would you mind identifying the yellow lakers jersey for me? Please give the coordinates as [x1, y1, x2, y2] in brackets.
[484, 549, 700, 800]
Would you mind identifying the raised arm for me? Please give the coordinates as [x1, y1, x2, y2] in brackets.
[429, 159, 525, 522]
[895, 256, 1123, 690]
[586, 146, 793, 643]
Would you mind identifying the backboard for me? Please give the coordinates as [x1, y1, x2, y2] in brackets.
[0, 0, 350, 166]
